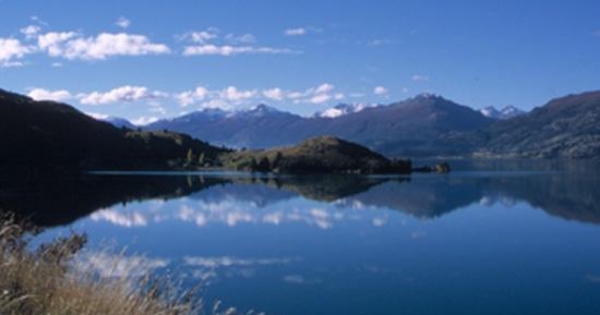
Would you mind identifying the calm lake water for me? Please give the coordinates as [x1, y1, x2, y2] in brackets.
[2, 161, 600, 315]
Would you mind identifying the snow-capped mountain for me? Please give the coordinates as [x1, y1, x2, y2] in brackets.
[480, 105, 525, 120]
[146, 95, 493, 156]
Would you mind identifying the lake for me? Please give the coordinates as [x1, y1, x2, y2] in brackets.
[2, 161, 600, 315]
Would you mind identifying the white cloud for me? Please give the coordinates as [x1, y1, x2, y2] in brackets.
[184, 256, 297, 284]
[76, 252, 169, 278]
[131, 116, 159, 126]
[199, 99, 233, 110]
[304, 83, 338, 104]
[38, 32, 170, 60]
[20, 25, 42, 39]
[37, 31, 81, 55]
[79, 86, 167, 105]
[184, 29, 219, 44]
[220, 86, 257, 101]
[90, 208, 147, 227]
[174, 82, 345, 109]
[225, 33, 256, 44]
[184, 256, 294, 268]
[309, 208, 332, 229]
[176, 86, 209, 107]
[0, 38, 32, 67]
[314, 83, 334, 94]
[372, 216, 388, 227]
[412, 74, 430, 82]
[182, 28, 297, 56]
[27, 88, 71, 102]
[260, 83, 342, 105]
[176, 86, 259, 109]
[284, 28, 307, 36]
[309, 94, 331, 104]
[115, 17, 131, 29]
[262, 88, 285, 101]
[373, 86, 388, 96]
[183, 44, 296, 56]
[284, 26, 322, 37]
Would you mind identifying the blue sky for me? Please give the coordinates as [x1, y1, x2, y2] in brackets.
[1, 0, 599, 124]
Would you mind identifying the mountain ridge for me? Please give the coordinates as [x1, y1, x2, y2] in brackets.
[146, 93, 494, 157]
[478, 90, 600, 159]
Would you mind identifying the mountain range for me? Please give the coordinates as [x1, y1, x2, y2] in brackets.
[139, 91, 599, 159]
[146, 94, 496, 157]
[3, 87, 600, 164]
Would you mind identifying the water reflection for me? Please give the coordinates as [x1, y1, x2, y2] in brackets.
[2, 171, 600, 227]
[0, 174, 227, 226]
[4, 170, 600, 315]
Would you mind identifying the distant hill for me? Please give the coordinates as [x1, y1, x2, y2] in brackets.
[148, 94, 494, 157]
[0, 89, 228, 170]
[149, 104, 306, 149]
[220, 135, 412, 174]
[102, 116, 136, 129]
[478, 91, 600, 159]
[323, 94, 494, 157]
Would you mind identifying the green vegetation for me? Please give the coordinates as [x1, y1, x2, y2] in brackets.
[220, 135, 412, 174]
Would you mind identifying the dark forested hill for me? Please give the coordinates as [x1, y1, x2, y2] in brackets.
[0, 89, 228, 170]
[478, 91, 600, 159]
[220, 135, 412, 174]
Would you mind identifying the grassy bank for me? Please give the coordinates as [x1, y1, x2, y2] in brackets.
[0, 216, 249, 315]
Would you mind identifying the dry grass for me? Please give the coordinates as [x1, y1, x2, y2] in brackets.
[0, 216, 211, 315]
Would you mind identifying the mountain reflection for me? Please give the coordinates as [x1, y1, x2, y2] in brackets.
[0, 174, 228, 227]
[2, 171, 600, 228]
